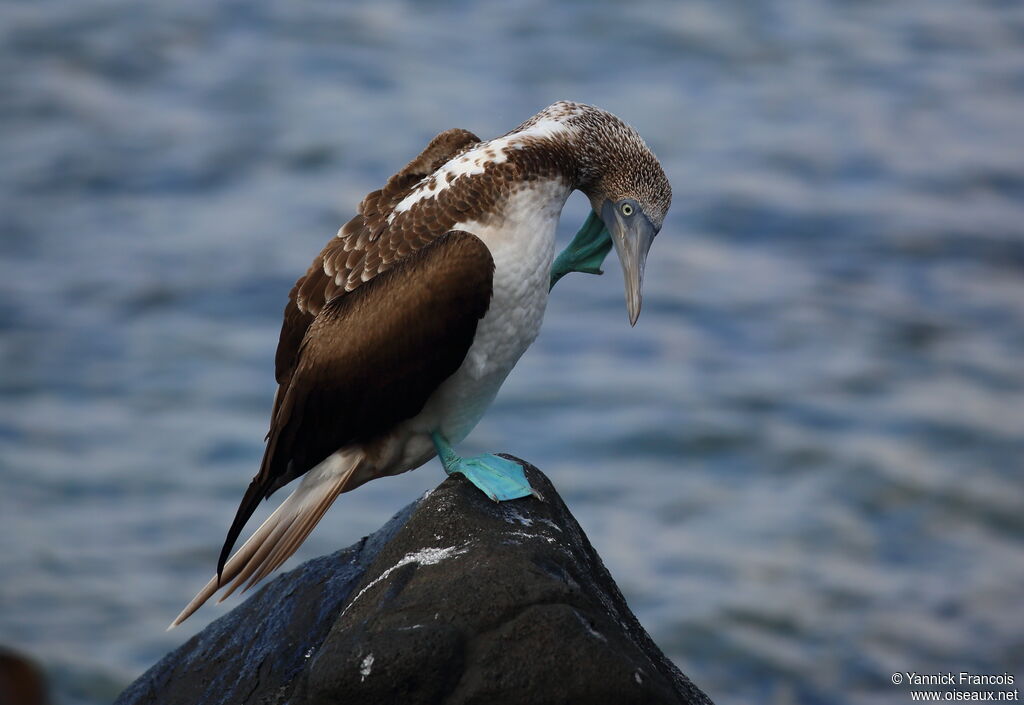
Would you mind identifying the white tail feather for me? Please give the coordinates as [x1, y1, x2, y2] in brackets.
[168, 450, 364, 629]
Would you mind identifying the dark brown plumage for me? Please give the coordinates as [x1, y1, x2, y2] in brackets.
[220, 231, 494, 576]
[272, 128, 482, 400]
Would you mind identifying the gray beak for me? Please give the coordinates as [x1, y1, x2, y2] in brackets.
[601, 200, 657, 326]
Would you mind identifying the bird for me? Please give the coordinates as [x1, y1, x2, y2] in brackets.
[170, 101, 672, 627]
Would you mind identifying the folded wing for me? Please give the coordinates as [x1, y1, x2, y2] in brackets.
[224, 230, 494, 572]
[170, 231, 493, 627]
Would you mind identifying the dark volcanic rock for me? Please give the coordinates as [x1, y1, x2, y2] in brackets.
[117, 459, 713, 705]
[115, 502, 417, 705]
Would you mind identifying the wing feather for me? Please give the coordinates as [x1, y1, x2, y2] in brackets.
[217, 231, 494, 576]
[273, 128, 480, 389]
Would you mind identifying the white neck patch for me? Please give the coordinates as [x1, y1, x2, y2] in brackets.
[389, 115, 578, 220]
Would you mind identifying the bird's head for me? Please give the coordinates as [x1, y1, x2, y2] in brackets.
[575, 108, 672, 326]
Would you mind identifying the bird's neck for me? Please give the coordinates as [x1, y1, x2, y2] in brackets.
[493, 127, 615, 209]
[452, 171, 572, 256]
[393, 122, 598, 242]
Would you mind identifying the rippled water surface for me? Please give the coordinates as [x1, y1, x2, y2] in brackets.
[2, 1, 1023, 703]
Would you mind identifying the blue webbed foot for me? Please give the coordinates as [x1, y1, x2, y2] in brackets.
[549, 210, 614, 290]
[449, 453, 536, 502]
[431, 432, 540, 502]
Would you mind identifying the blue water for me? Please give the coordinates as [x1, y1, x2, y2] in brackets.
[2, 1, 1023, 703]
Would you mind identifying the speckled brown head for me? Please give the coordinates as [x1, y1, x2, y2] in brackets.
[514, 101, 672, 324]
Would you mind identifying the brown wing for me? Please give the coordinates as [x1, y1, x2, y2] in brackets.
[219, 231, 494, 575]
[273, 127, 480, 395]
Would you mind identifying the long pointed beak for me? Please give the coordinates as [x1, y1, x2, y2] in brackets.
[602, 200, 657, 326]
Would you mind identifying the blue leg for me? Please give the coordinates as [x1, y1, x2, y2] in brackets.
[549, 210, 614, 290]
[431, 432, 539, 502]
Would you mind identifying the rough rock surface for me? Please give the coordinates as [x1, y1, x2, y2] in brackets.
[117, 459, 713, 705]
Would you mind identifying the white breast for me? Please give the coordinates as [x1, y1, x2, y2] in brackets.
[405, 178, 572, 446]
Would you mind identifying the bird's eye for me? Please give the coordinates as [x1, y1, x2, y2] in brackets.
[621, 203, 634, 216]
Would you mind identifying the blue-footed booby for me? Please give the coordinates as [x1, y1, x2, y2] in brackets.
[171, 101, 671, 626]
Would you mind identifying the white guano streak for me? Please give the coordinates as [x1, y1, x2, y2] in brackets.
[359, 654, 374, 682]
[340, 545, 469, 617]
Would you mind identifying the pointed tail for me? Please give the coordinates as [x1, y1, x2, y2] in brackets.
[169, 451, 363, 628]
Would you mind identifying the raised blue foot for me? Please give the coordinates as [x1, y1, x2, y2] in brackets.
[549, 210, 614, 290]
[431, 432, 539, 502]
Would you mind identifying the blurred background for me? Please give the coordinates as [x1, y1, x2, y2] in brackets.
[1, 1, 1023, 703]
